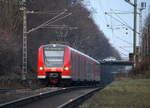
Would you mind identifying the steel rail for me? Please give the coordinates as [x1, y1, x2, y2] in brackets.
[0, 86, 92, 108]
[58, 87, 103, 108]
[0, 88, 40, 93]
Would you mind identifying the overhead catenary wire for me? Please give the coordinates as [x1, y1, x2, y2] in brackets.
[112, 32, 132, 57]
[114, 34, 132, 45]
[119, 46, 133, 47]
[107, 9, 134, 14]
[119, 50, 129, 57]
[42, 26, 77, 30]
[110, 9, 132, 29]
[26, 9, 68, 34]
[105, 12, 133, 31]
[45, 13, 72, 26]
[98, 0, 109, 25]
[26, 9, 66, 14]
[105, 12, 140, 35]
[119, 46, 131, 52]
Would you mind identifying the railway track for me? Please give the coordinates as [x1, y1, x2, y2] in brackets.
[58, 87, 102, 108]
[0, 86, 103, 108]
[0, 88, 39, 93]
[0, 87, 61, 104]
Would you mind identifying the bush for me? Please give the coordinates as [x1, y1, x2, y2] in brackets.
[129, 57, 150, 78]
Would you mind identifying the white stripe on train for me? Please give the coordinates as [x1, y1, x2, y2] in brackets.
[37, 75, 71, 79]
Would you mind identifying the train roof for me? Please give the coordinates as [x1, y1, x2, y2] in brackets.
[41, 44, 100, 64]
[42, 44, 67, 48]
[69, 47, 99, 64]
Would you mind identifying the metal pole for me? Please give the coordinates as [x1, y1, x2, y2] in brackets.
[22, 1, 27, 80]
[133, 0, 137, 65]
[139, 11, 142, 57]
[124, 0, 137, 65]
[139, 7, 142, 58]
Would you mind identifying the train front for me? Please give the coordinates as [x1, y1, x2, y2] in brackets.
[37, 44, 70, 85]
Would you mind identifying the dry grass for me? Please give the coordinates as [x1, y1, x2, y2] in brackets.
[80, 79, 150, 108]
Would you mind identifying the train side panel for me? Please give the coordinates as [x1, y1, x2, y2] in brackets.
[70, 48, 101, 82]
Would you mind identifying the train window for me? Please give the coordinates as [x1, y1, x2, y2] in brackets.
[44, 50, 64, 67]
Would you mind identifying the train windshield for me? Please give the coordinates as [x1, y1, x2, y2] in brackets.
[44, 50, 64, 67]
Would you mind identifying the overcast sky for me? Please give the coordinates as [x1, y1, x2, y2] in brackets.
[83, 0, 150, 59]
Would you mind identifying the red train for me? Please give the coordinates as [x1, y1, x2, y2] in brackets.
[37, 44, 101, 86]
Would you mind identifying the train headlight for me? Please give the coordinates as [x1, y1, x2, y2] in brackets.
[39, 67, 44, 70]
[64, 67, 69, 71]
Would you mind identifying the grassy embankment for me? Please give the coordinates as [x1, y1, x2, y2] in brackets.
[80, 79, 150, 108]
